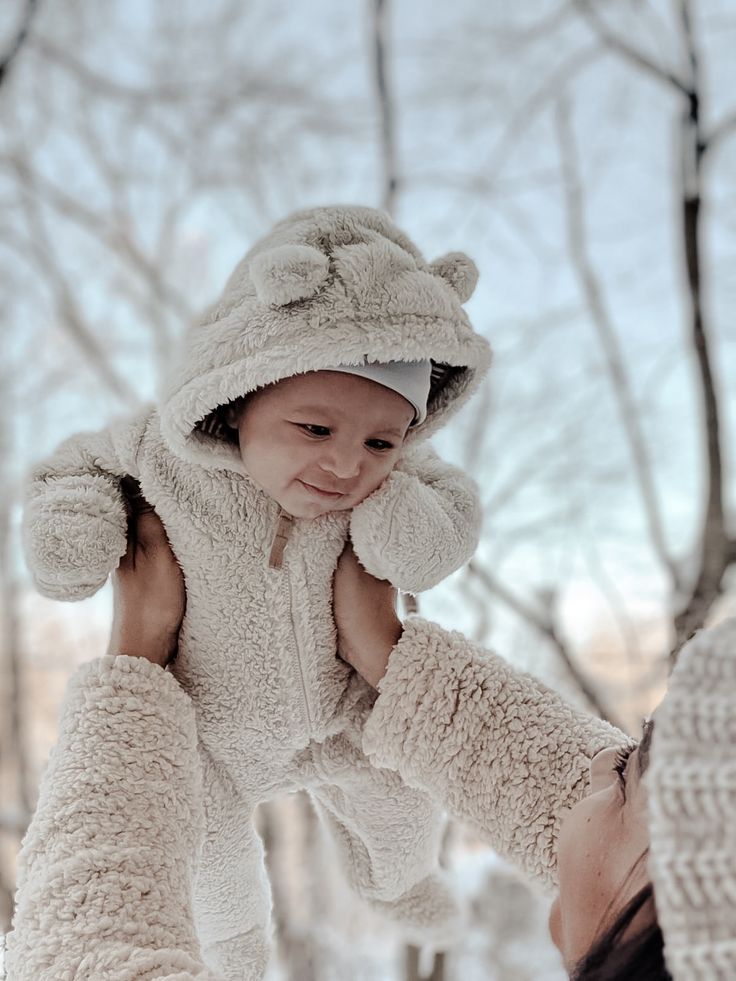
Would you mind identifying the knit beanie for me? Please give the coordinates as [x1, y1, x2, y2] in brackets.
[647, 617, 736, 980]
[158, 205, 491, 471]
[329, 360, 432, 425]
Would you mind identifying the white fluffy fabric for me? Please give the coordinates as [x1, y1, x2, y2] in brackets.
[20, 205, 491, 979]
[6, 627, 625, 978]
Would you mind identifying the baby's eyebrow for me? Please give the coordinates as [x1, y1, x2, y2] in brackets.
[290, 405, 407, 437]
[290, 404, 335, 417]
[637, 717, 655, 778]
[372, 427, 407, 438]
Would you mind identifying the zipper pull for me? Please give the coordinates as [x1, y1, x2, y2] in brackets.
[268, 509, 295, 569]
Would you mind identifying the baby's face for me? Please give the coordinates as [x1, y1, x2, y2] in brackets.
[233, 371, 415, 518]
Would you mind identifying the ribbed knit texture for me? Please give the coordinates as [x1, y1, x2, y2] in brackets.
[648, 618, 736, 981]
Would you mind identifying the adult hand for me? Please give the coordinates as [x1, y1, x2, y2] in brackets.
[333, 543, 403, 688]
[107, 477, 186, 668]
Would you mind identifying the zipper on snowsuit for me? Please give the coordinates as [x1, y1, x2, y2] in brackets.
[268, 508, 313, 731]
[268, 510, 294, 569]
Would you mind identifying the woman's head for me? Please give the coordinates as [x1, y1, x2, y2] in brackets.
[553, 618, 736, 979]
[571, 884, 671, 980]
[550, 719, 657, 971]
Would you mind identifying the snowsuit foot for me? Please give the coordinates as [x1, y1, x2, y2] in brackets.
[195, 752, 274, 980]
[307, 730, 459, 941]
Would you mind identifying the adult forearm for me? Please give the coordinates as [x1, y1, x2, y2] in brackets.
[362, 618, 629, 891]
[6, 655, 214, 980]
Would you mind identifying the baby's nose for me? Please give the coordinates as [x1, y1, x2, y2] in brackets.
[320, 450, 360, 479]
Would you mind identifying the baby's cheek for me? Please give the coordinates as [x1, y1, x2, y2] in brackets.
[362, 469, 395, 501]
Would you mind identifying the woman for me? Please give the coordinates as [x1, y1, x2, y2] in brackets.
[6, 496, 734, 979]
[333, 550, 733, 981]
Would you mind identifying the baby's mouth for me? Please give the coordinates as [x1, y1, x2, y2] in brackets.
[298, 480, 345, 501]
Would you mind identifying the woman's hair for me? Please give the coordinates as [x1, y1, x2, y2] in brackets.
[570, 883, 671, 980]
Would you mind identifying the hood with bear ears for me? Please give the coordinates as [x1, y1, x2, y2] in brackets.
[159, 205, 492, 471]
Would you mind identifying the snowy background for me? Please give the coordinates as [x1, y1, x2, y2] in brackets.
[1, 1, 735, 978]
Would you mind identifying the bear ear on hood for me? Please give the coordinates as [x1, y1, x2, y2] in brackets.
[429, 252, 479, 304]
[249, 244, 330, 307]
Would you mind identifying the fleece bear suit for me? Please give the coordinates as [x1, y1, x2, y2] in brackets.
[23, 206, 492, 979]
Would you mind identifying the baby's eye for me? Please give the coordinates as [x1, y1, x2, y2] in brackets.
[298, 424, 330, 437]
[365, 439, 394, 451]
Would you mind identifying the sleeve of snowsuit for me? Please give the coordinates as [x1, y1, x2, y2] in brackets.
[362, 617, 632, 892]
[6, 654, 220, 981]
[349, 442, 481, 593]
[22, 407, 152, 601]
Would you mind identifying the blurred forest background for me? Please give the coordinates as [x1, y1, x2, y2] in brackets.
[1, 1, 735, 978]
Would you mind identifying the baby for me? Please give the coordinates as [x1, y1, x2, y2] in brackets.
[24, 205, 491, 980]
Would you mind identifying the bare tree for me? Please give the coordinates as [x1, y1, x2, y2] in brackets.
[571, 0, 735, 655]
[372, 0, 399, 215]
[0, 358, 35, 931]
[0, 0, 39, 90]
[424, 0, 736, 692]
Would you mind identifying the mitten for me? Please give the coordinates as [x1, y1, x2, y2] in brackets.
[23, 409, 152, 601]
[350, 442, 481, 593]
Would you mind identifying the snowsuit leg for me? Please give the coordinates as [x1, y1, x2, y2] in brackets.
[194, 749, 273, 981]
[306, 730, 461, 941]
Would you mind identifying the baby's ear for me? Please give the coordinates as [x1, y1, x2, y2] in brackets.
[249, 244, 330, 306]
[224, 404, 239, 427]
[429, 252, 479, 303]
[224, 393, 253, 428]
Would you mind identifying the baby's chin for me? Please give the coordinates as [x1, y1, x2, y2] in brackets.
[274, 485, 371, 519]
[280, 497, 355, 519]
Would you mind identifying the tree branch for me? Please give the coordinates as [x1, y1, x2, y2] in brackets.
[484, 42, 603, 192]
[371, 0, 398, 215]
[704, 109, 736, 156]
[5, 154, 193, 322]
[467, 561, 626, 730]
[573, 0, 689, 96]
[672, 0, 729, 653]
[0, 374, 33, 934]
[10, 170, 139, 406]
[554, 96, 682, 593]
[0, 0, 39, 91]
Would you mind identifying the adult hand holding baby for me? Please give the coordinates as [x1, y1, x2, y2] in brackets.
[108, 476, 186, 667]
[107, 485, 402, 686]
[334, 542, 403, 688]
[109, 475, 396, 681]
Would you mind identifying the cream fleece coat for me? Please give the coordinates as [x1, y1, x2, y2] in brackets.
[21, 207, 492, 979]
[6, 620, 626, 980]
